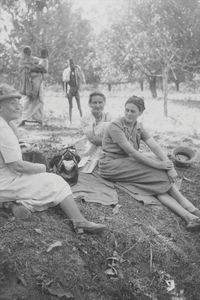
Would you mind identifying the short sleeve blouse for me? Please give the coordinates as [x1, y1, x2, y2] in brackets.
[102, 117, 151, 156]
[0, 117, 22, 164]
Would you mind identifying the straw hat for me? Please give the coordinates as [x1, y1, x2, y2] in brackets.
[0, 84, 21, 102]
[172, 146, 196, 168]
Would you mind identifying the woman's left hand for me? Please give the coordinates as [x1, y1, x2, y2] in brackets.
[167, 168, 178, 183]
[158, 160, 174, 170]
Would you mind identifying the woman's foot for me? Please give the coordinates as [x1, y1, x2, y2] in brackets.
[192, 209, 200, 218]
[73, 220, 106, 234]
[186, 218, 200, 231]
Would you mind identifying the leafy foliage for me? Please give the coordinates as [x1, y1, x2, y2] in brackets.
[0, 0, 94, 82]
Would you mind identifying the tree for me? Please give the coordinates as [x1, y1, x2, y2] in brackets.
[103, 0, 200, 115]
[1, 0, 94, 82]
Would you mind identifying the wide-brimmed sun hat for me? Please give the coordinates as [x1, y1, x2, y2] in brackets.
[172, 146, 196, 168]
[0, 84, 21, 102]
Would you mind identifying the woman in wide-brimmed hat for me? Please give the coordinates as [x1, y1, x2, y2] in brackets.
[0, 84, 106, 233]
[99, 95, 200, 231]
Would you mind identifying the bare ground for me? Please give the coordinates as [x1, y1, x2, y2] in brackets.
[1, 88, 200, 300]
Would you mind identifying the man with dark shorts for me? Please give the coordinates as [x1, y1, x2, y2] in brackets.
[66, 59, 85, 124]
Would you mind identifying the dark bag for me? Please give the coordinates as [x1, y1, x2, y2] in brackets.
[20, 69, 33, 97]
[49, 147, 80, 186]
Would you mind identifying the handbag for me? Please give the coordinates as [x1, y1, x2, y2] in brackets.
[49, 147, 80, 186]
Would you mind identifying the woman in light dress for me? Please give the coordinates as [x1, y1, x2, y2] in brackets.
[80, 91, 111, 173]
[0, 84, 106, 233]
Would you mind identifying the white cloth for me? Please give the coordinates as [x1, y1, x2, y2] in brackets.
[79, 112, 111, 173]
[63, 65, 86, 86]
[0, 117, 72, 211]
[62, 68, 68, 82]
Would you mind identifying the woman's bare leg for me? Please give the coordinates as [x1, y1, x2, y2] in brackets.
[157, 193, 197, 223]
[168, 185, 197, 213]
[59, 195, 106, 233]
[59, 194, 86, 223]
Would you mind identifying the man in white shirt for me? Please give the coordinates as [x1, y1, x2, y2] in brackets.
[62, 61, 69, 96]
[64, 59, 86, 124]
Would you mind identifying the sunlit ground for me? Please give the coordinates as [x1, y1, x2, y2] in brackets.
[43, 84, 200, 138]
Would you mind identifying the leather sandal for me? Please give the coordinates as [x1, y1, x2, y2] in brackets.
[192, 209, 200, 218]
[186, 218, 200, 231]
[73, 221, 107, 234]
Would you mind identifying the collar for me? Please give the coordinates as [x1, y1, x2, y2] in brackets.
[121, 117, 139, 130]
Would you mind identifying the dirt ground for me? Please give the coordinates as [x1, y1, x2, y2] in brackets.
[1, 87, 200, 300]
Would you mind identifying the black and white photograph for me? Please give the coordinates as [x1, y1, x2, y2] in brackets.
[0, 0, 200, 299]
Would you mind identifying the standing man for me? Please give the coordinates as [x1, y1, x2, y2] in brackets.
[65, 58, 86, 124]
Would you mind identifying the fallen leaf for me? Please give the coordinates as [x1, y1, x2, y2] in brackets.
[46, 241, 62, 253]
[183, 176, 193, 182]
[112, 204, 122, 215]
[35, 228, 42, 234]
[106, 256, 119, 262]
[47, 287, 74, 299]
[17, 274, 27, 286]
[166, 279, 175, 292]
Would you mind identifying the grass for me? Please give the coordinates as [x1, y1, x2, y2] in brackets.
[1, 85, 200, 299]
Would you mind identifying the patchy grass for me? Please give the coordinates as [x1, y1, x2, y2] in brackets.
[1, 87, 200, 299]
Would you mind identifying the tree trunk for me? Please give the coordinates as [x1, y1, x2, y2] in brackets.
[148, 76, 157, 98]
[175, 81, 179, 92]
[108, 83, 112, 91]
[162, 66, 169, 117]
[139, 79, 144, 91]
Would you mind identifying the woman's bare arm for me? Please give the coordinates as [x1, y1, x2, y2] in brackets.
[109, 124, 173, 170]
[145, 137, 169, 160]
[7, 160, 46, 174]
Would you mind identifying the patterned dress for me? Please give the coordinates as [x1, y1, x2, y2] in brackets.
[79, 112, 111, 173]
[99, 117, 172, 195]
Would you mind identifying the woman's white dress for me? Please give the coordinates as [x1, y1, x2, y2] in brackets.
[79, 112, 111, 173]
[0, 117, 71, 211]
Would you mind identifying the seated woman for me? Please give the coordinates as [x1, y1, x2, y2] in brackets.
[80, 91, 111, 173]
[99, 95, 200, 230]
[0, 84, 106, 234]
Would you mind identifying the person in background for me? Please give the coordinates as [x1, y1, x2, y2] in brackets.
[65, 58, 86, 124]
[19, 47, 48, 126]
[0, 83, 106, 234]
[99, 95, 200, 231]
[80, 91, 111, 173]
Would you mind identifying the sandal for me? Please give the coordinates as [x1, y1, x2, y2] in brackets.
[73, 221, 107, 234]
[186, 218, 200, 231]
[192, 209, 200, 218]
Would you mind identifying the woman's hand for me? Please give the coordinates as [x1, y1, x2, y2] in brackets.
[155, 160, 174, 170]
[167, 168, 178, 183]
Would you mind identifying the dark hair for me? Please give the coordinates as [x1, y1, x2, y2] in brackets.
[89, 91, 106, 104]
[41, 48, 48, 58]
[125, 95, 145, 112]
